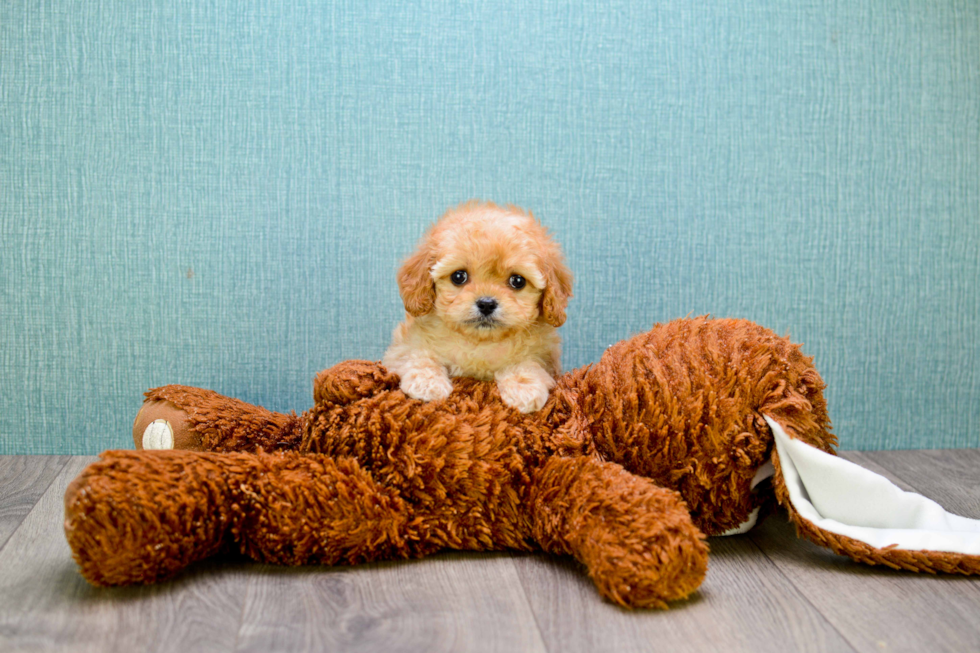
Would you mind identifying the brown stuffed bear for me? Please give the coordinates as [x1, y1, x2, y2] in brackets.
[63, 317, 979, 609]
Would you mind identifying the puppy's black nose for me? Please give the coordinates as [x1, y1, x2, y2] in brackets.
[476, 297, 498, 316]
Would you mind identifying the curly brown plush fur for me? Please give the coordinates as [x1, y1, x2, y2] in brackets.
[65, 317, 835, 608]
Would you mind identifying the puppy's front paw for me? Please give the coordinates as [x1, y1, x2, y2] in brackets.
[496, 371, 553, 413]
[400, 367, 454, 402]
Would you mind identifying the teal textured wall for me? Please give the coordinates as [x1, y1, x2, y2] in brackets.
[2, 1, 978, 453]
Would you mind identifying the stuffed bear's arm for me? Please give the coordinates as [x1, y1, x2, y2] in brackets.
[527, 456, 708, 609]
[134, 385, 305, 453]
[132, 362, 399, 453]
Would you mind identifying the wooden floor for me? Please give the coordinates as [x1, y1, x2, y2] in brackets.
[0, 451, 977, 653]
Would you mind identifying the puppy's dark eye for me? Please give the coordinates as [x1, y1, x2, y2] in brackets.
[450, 270, 468, 286]
[508, 274, 526, 290]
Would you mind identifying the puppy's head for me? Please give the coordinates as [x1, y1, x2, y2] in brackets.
[397, 201, 573, 338]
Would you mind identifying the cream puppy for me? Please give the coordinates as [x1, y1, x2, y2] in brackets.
[383, 201, 573, 413]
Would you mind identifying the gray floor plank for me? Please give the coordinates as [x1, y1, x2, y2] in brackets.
[0, 455, 70, 550]
[1, 452, 978, 653]
[514, 535, 857, 653]
[0, 456, 248, 653]
[235, 552, 547, 653]
[748, 448, 980, 653]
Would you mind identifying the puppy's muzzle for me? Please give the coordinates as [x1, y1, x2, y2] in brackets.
[475, 297, 498, 317]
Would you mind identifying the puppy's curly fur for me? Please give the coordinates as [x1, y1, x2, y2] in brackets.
[383, 201, 573, 413]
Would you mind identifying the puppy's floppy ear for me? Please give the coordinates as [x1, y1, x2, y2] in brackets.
[397, 242, 437, 317]
[540, 248, 574, 327]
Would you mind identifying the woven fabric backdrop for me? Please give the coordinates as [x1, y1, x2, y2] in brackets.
[2, 1, 978, 454]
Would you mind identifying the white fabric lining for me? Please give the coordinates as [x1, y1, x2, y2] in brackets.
[718, 462, 775, 536]
[766, 416, 980, 555]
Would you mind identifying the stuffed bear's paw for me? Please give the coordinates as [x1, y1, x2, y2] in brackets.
[132, 400, 204, 451]
[399, 367, 454, 402]
[314, 360, 400, 405]
[496, 364, 555, 413]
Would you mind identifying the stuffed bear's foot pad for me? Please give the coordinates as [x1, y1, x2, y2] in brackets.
[142, 419, 174, 449]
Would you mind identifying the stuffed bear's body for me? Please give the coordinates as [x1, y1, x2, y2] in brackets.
[65, 317, 837, 608]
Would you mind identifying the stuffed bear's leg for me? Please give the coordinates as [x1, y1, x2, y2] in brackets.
[65, 450, 236, 585]
[526, 456, 708, 609]
[133, 385, 305, 452]
[64, 450, 433, 586]
[572, 316, 836, 536]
